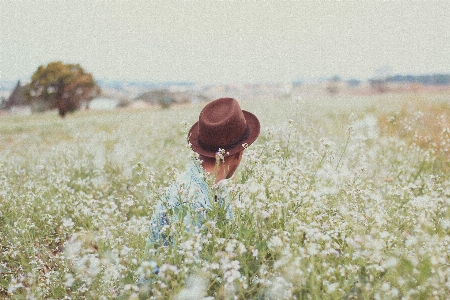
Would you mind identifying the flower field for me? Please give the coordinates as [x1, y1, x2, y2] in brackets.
[1, 93, 450, 299]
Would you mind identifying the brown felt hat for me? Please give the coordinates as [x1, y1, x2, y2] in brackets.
[188, 98, 260, 158]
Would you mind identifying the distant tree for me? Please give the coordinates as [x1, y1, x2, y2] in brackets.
[0, 96, 6, 109]
[292, 80, 302, 87]
[326, 75, 341, 95]
[347, 79, 361, 87]
[135, 89, 207, 109]
[370, 66, 391, 93]
[369, 79, 388, 93]
[4, 80, 27, 109]
[26, 61, 100, 117]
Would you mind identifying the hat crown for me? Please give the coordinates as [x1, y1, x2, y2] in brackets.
[188, 97, 260, 157]
[198, 98, 247, 149]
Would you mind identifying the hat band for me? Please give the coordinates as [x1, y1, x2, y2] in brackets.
[198, 125, 249, 153]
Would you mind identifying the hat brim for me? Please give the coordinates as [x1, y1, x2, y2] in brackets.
[188, 110, 260, 158]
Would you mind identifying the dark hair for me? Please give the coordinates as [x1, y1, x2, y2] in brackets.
[198, 151, 242, 165]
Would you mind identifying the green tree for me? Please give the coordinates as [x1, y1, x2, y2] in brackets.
[326, 75, 341, 95]
[26, 61, 100, 117]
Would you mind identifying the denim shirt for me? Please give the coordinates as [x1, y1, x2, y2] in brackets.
[147, 159, 232, 249]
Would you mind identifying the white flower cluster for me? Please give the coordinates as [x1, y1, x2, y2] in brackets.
[2, 95, 450, 298]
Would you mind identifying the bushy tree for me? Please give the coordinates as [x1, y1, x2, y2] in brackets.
[326, 75, 341, 95]
[26, 61, 100, 117]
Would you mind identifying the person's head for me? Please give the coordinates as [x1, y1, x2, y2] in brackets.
[188, 97, 260, 179]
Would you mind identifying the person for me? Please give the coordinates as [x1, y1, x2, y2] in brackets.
[147, 97, 260, 250]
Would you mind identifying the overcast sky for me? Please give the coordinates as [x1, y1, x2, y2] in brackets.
[1, 1, 449, 84]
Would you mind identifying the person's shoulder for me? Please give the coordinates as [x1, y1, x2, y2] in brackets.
[183, 157, 206, 178]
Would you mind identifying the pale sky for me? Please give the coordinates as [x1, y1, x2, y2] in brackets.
[1, 1, 449, 84]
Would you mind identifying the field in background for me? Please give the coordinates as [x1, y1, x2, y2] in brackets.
[1, 93, 450, 299]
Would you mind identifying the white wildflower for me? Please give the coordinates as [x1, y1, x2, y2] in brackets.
[62, 218, 75, 228]
[326, 282, 339, 293]
[382, 257, 398, 269]
[267, 235, 283, 250]
[225, 240, 236, 253]
[174, 275, 209, 300]
[124, 196, 134, 206]
[266, 276, 293, 300]
[7, 278, 23, 294]
[252, 248, 259, 258]
[64, 273, 75, 288]
[64, 235, 83, 260]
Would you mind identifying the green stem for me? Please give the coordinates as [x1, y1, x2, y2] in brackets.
[336, 132, 351, 170]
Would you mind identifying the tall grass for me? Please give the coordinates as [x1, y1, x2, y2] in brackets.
[1, 94, 449, 299]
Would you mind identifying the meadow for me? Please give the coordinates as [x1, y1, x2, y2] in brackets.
[1, 92, 450, 299]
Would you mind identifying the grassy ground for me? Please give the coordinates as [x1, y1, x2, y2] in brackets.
[1, 93, 449, 299]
